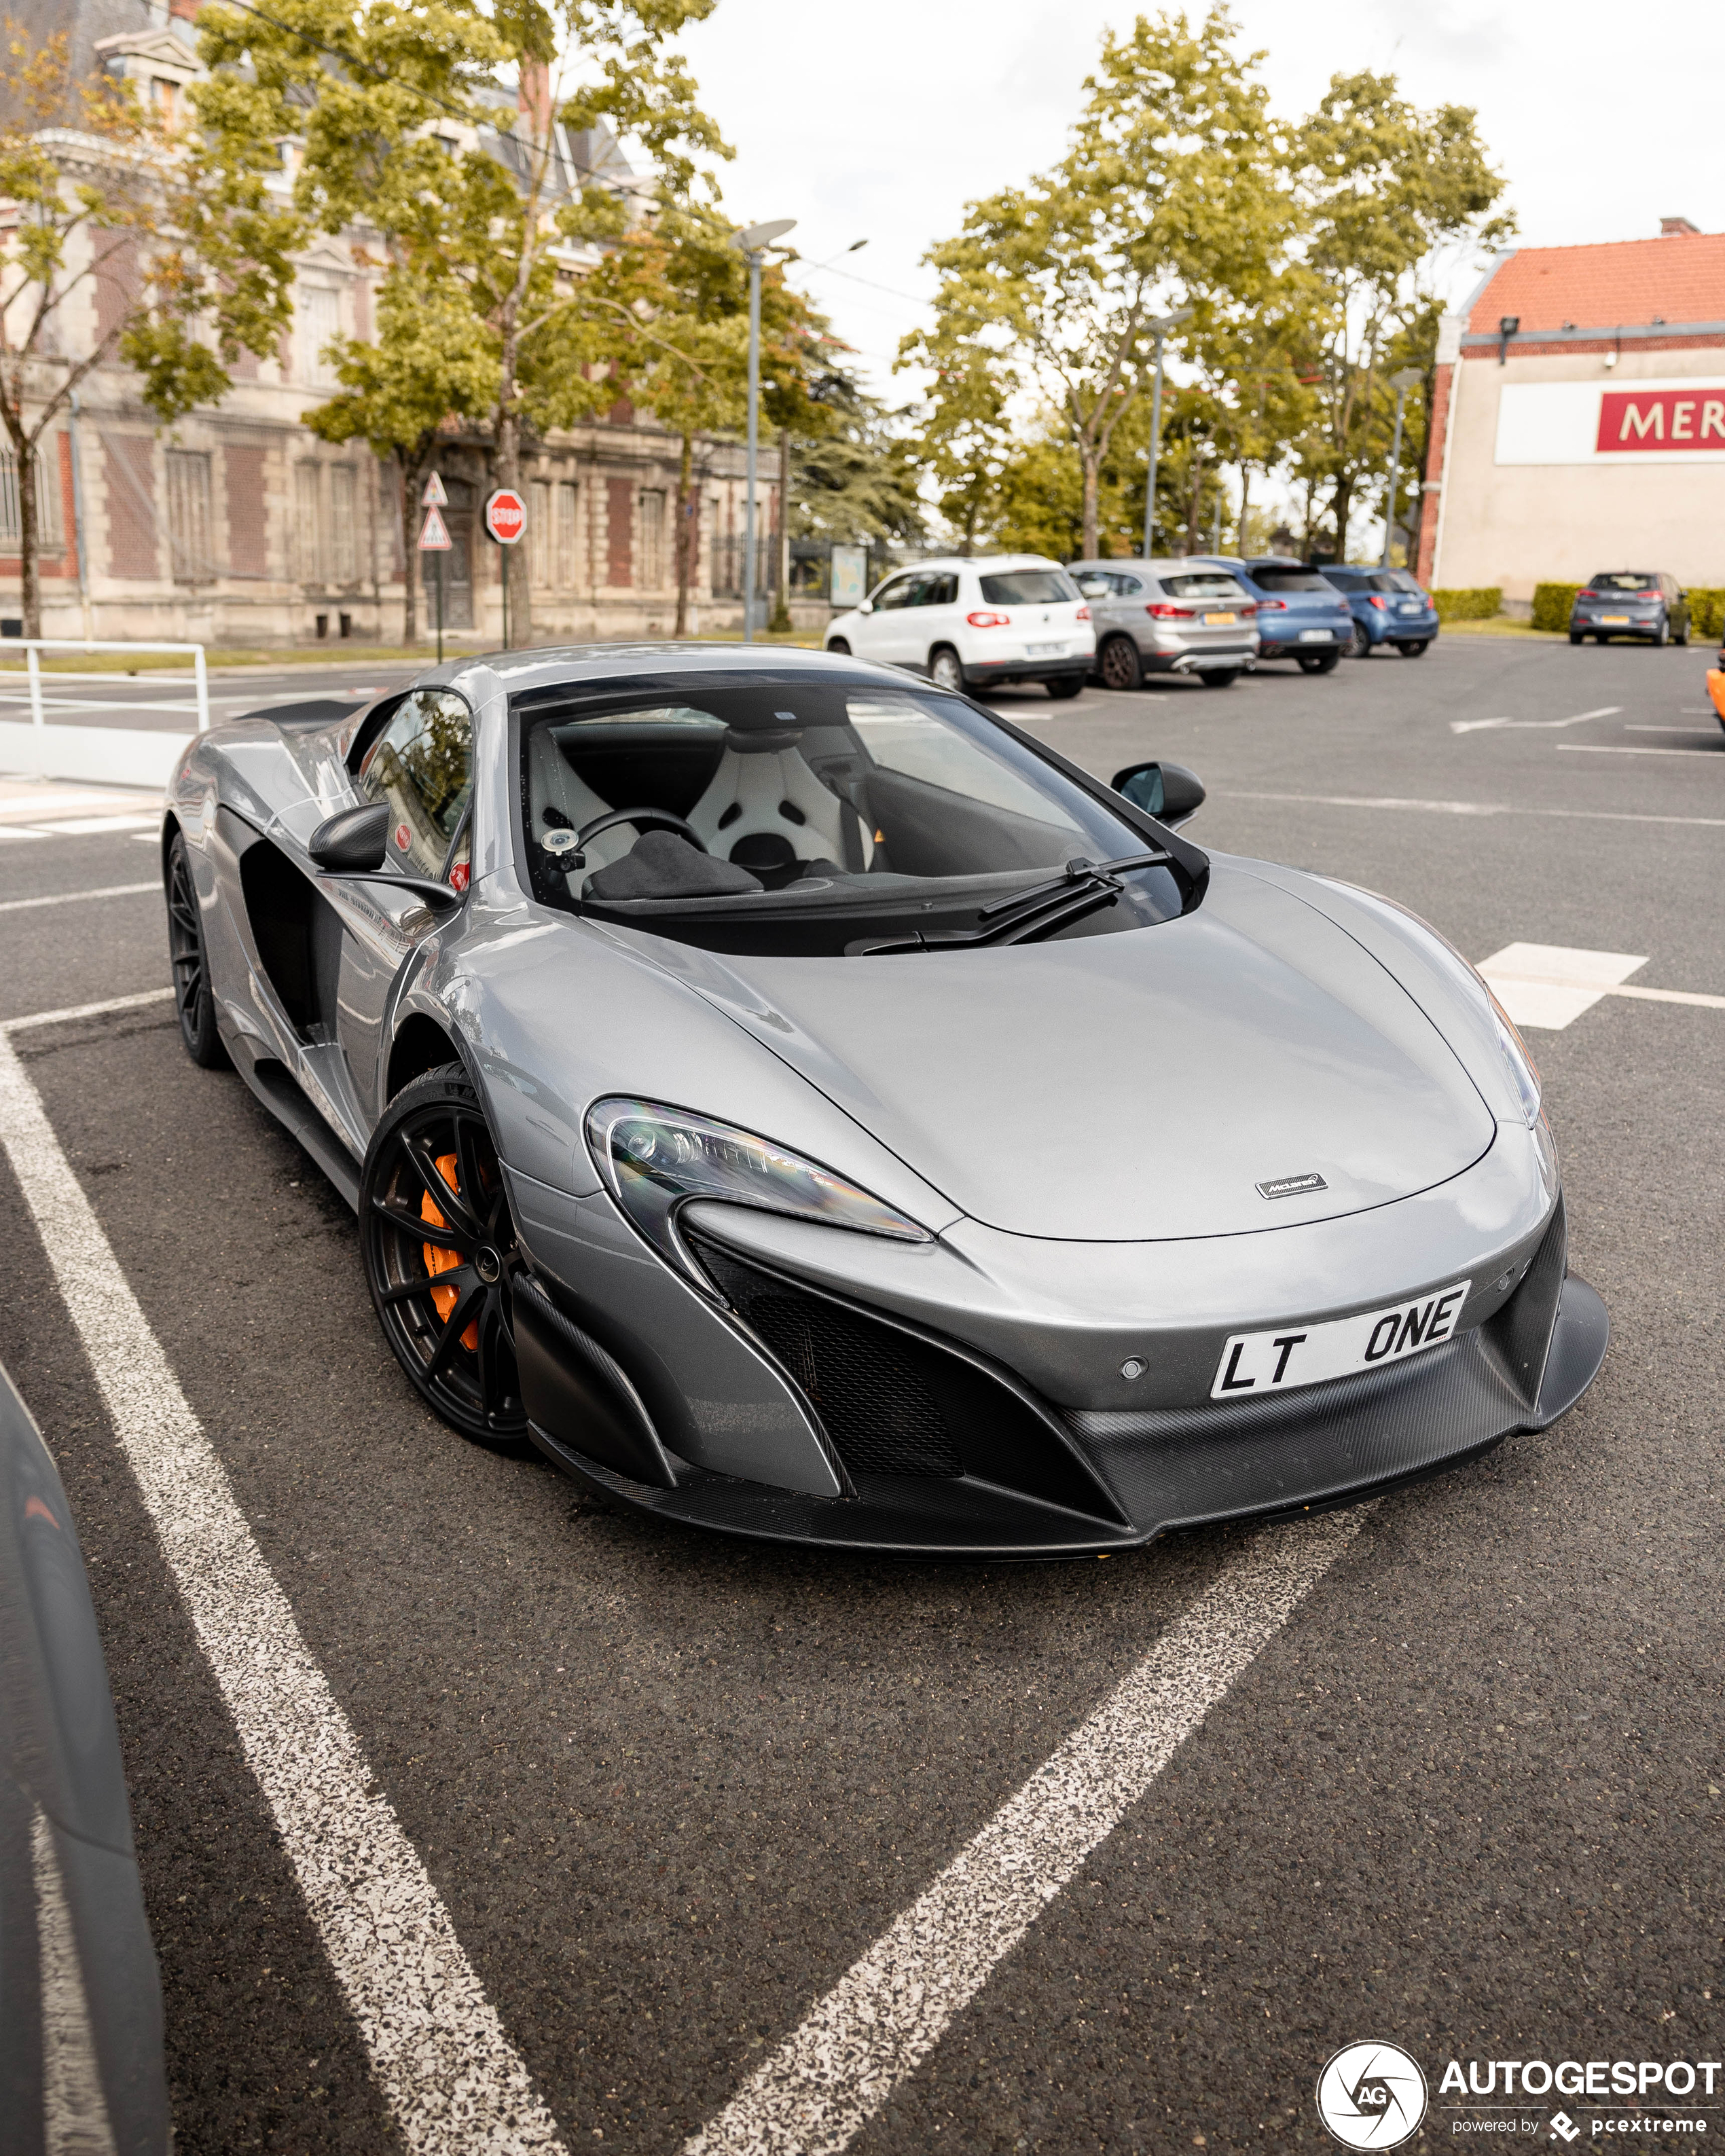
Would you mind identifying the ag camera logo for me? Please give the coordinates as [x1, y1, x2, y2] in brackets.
[1317, 2042, 1429, 2149]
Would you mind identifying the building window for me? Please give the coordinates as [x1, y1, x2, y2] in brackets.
[0, 445, 62, 545]
[639, 489, 666, 589]
[556, 481, 577, 589]
[164, 450, 212, 584]
[330, 465, 358, 585]
[295, 462, 323, 585]
[529, 479, 551, 587]
[299, 285, 340, 388]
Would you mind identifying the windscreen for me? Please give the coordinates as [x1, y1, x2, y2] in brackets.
[977, 570, 1078, 605]
[515, 674, 1187, 956]
[1160, 574, 1248, 600]
[1251, 565, 1331, 593]
[1586, 572, 1658, 592]
[1380, 571, 1426, 593]
[1321, 570, 1365, 592]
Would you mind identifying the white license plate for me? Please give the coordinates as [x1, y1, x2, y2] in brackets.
[1600, 615, 1629, 625]
[1398, 600, 1424, 613]
[1297, 628, 1332, 642]
[1203, 611, 1237, 626]
[1211, 1279, 1472, 1400]
[1025, 641, 1064, 656]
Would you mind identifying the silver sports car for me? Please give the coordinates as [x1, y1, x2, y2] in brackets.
[162, 644, 1606, 1555]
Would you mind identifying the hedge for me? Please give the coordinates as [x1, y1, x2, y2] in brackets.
[1431, 587, 1501, 621]
[1535, 581, 1725, 638]
[1531, 583, 1578, 634]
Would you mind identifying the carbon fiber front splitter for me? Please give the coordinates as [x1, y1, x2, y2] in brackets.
[526, 1271, 1608, 1560]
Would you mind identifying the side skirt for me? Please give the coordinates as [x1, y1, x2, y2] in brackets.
[223, 1031, 362, 1209]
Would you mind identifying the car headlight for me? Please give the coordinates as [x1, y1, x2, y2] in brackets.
[1487, 993, 1542, 1126]
[585, 1098, 930, 1275]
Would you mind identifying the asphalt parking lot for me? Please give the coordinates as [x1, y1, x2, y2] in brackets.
[3, 630, 1722, 2153]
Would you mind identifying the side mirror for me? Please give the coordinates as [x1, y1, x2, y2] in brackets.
[857, 598, 874, 615]
[310, 801, 391, 871]
[1111, 760, 1205, 828]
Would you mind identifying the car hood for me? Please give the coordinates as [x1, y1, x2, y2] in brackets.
[653, 862, 1497, 1241]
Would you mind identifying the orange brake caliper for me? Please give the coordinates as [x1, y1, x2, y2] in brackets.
[422, 1152, 479, 1350]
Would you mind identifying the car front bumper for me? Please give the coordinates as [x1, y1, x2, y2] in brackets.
[504, 1142, 1605, 1558]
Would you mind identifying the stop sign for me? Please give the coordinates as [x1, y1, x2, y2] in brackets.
[484, 488, 526, 545]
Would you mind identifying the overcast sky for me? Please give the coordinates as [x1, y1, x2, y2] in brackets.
[679, 0, 1725, 403]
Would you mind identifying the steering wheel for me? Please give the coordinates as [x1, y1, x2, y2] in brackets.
[573, 807, 708, 853]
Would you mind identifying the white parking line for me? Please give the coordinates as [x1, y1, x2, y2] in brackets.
[1625, 725, 1718, 735]
[1214, 790, 1725, 830]
[1557, 743, 1723, 758]
[1451, 705, 1619, 735]
[1479, 943, 1647, 1029]
[0, 881, 160, 914]
[0, 1019, 564, 2155]
[686, 1513, 1365, 2156]
[2, 988, 175, 1032]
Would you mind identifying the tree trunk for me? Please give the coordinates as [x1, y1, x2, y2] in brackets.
[1186, 460, 1204, 556]
[398, 452, 418, 647]
[1332, 476, 1353, 563]
[1079, 448, 1100, 562]
[17, 433, 39, 639]
[1237, 461, 1251, 554]
[673, 430, 695, 638]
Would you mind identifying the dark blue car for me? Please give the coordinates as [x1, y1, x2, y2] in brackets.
[1320, 566, 1441, 658]
[1188, 557, 1354, 672]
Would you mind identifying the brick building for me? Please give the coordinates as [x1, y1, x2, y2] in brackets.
[1416, 219, 1725, 604]
[4, 0, 777, 647]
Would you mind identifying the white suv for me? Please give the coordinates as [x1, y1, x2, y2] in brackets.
[824, 555, 1095, 699]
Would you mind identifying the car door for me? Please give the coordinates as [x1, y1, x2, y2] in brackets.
[329, 687, 474, 1122]
[852, 573, 920, 666]
[915, 571, 961, 672]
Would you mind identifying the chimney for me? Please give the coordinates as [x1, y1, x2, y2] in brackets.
[518, 58, 553, 141]
[1660, 216, 1701, 236]
[168, 0, 201, 20]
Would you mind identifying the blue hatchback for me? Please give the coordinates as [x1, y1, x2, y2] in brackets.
[1320, 566, 1441, 658]
[1188, 557, 1354, 672]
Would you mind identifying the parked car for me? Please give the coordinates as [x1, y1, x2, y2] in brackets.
[1319, 566, 1441, 657]
[1071, 558, 1258, 690]
[824, 555, 1094, 699]
[1707, 634, 1725, 731]
[1187, 557, 1353, 672]
[1569, 571, 1690, 645]
[0, 1362, 168, 2155]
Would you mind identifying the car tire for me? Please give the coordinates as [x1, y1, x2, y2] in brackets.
[1654, 621, 1669, 647]
[360, 1063, 530, 1450]
[1045, 674, 1085, 700]
[1397, 640, 1429, 657]
[165, 829, 229, 1070]
[1199, 669, 1239, 690]
[1296, 652, 1340, 674]
[1098, 635, 1142, 691]
[1569, 632, 1582, 645]
[826, 638, 851, 656]
[1349, 623, 1373, 658]
[929, 646, 964, 693]
[1676, 628, 1689, 646]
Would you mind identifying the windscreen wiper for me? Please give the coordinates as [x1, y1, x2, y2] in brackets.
[847, 850, 1172, 956]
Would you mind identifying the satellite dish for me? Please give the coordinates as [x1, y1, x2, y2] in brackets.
[733, 218, 797, 253]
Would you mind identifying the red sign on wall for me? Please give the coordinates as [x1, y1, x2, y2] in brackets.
[484, 488, 527, 543]
[1596, 388, 1725, 452]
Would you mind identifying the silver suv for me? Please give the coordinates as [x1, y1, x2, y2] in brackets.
[1072, 558, 1258, 691]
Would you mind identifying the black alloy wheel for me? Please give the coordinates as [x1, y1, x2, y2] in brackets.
[1296, 652, 1339, 674]
[1098, 636, 1142, 691]
[165, 830, 228, 1068]
[361, 1065, 529, 1448]
[1397, 640, 1429, 657]
[1046, 674, 1086, 700]
[1349, 621, 1373, 658]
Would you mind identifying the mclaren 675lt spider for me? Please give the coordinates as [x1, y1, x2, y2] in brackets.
[161, 644, 1606, 1556]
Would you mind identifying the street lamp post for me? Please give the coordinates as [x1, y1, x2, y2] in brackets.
[1381, 367, 1423, 569]
[1141, 306, 1194, 560]
[732, 218, 797, 642]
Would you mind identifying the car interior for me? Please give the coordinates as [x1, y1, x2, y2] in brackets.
[513, 676, 1195, 956]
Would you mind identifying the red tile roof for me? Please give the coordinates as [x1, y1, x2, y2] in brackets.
[1468, 232, 1725, 334]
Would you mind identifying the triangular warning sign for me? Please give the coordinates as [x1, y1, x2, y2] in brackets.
[422, 471, 448, 507]
[418, 504, 452, 551]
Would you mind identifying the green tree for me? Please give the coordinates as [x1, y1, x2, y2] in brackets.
[905, 7, 1289, 560]
[1287, 71, 1512, 555]
[0, 25, 297, 632]
[196, 0, 727, 644]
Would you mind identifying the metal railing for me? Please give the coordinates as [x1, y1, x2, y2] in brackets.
[5, 640, 210, 733]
